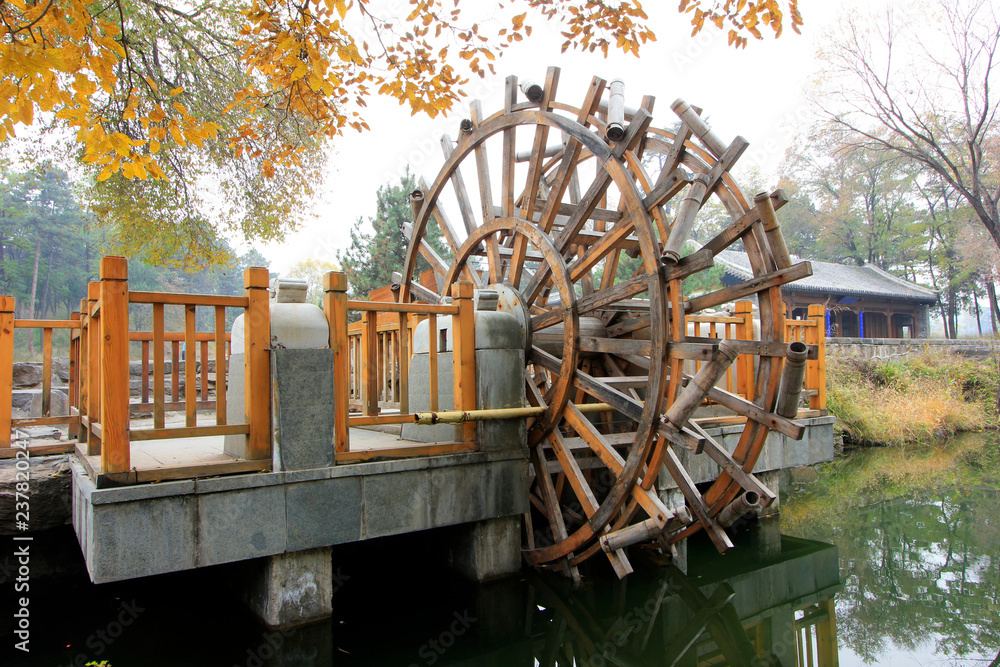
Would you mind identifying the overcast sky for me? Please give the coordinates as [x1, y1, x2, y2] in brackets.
[261, 0, 866, 272]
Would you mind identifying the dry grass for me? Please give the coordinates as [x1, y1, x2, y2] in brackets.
[827, 350, 998, 446]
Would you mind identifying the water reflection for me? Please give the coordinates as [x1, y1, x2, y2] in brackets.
[522, 530, 840, 667]
[790, 487, 1000, 664]
[2, 523, 841, 667]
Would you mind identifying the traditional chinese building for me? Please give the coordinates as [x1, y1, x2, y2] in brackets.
[715, 250, 939, 338]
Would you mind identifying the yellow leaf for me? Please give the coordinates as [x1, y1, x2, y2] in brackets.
[149, 139, 160, 154]
[170, 86, 184, 96]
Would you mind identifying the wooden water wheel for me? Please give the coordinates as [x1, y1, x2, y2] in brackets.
[398, 67, 813, 579]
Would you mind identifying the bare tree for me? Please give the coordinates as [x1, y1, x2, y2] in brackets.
[816, 0, 1000, 249]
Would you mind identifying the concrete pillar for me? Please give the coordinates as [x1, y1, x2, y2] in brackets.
[401, 303, 526, 449]
[758, 470, 781, 517]
[240, 547, 334, 628]
[447, 515, 523, 582]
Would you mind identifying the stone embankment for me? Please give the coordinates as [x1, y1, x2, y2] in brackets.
[827, 337, 995, 361]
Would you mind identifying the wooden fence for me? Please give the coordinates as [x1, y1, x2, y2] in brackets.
[328, 274, 478, 462]
[0, 256, 271, 485]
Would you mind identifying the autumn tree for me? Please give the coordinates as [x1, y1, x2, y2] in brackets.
[0, 0, 800, 266]
[815, 0, 1000, 258]
[284, 257, 339, 305]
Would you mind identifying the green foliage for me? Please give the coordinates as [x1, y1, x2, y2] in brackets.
[336, 170, 447, 298]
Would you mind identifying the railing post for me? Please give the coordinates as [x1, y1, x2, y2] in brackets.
[734, 300, 754, 401]
[0, 296, 14, 448]
[86, 281, 102, 455]
[68, 311, 81, 440]
[360, 311, 379, 416]
[808, 304, 827, 411]
[99, 256, 130, 475]
[451, 282, 476, 443]
[78, 298, 89, 445]
[323, 272, 350, 456]
[243, 267, 271, 461]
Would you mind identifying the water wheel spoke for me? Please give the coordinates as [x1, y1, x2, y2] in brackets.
[509, 68, 561, 289]
[535, 77, 606, 232]
[687, 421, 776, 504]
[662, 445, 733, 553]
[546, 427, 634, 578]
[469, 100, 504, 284]
[702, 189, 789, 256]
[564, 402, 674, 523]
[685, 262, 812, 315]
[440, 134, 478, 238]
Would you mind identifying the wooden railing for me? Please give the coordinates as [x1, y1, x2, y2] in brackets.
[128, 330, 231, 417]
[794, 598, 838, 666]
[783, 304, 827, 411]
[0, 256, 272, 484]
[326, 274, 478, 457]
[0, 304, 82, 457]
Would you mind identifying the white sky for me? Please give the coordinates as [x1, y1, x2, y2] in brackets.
[260, 0, 861, 273]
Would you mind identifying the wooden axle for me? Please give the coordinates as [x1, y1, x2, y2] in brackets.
[414, 403, 614, 425]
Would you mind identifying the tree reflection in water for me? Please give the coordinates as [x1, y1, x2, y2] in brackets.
[790, 487, 1000, 662]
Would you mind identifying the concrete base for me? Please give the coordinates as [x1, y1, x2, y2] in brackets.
[239, 547, 334, 628]
[447, 516, 523, 583]
[71, 448, 528, 584]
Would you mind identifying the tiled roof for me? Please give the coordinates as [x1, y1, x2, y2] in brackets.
[714, 250, 939, 304]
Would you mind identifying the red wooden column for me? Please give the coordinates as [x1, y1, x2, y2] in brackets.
[450, 282, 476, 443]
[243, 267, 271, 461]
[99, 256, 131, 476]
[324, 272, 349, 456]
[808, 304, 827, 412]
[86, 281, 102, 455]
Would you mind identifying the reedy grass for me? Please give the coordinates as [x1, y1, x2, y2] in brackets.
[826, 349, 998, 447]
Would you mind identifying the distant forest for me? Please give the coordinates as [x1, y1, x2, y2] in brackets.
[0, 165, 268, 357]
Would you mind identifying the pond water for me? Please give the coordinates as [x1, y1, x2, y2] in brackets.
[2, 439, 998, 666]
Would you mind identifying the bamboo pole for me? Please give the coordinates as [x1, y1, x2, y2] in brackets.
[717, 490, 761, 528]
[754, 191, 792, 270]
[661, 174, 709, 263]
[665, 340, 739, 430]
[606, 78, 626, 142]
[99, 256, 130, 476]
[775, 341, 808, 418]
